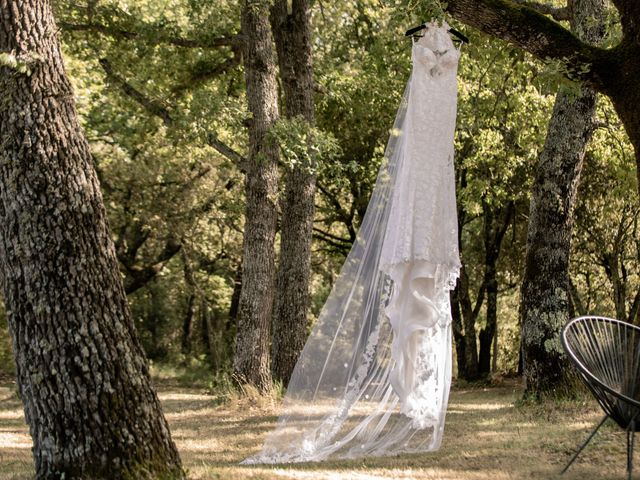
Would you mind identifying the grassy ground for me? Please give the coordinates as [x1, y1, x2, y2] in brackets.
[0, 378, 633, 479]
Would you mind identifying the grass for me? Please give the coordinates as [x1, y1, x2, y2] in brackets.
[0, 377, 634, 479]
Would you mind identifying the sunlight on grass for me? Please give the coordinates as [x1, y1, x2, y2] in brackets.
[0, 408, 23, 420]
[0, 431, 31, 449]
[0, 380, 636, 479]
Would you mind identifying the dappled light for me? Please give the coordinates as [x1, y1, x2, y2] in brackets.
[1, 380, 635, 479]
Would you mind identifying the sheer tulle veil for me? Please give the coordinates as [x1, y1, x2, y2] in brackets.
[243, 21, 462, 464]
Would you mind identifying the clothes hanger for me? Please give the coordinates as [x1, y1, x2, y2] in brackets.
[405, 22, 470, 44]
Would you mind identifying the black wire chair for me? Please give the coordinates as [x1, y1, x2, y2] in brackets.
[561, 315, 640, 479]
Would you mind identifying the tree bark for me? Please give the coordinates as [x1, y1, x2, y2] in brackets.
[520, 0, 605, 398]
[269, 0, 317, 386]
[232, 0, 280, 392]
[0, 1, 183, 478]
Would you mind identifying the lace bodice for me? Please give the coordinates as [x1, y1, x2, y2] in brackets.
[380, 21, 461, 274]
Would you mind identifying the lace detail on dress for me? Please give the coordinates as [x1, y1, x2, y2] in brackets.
[379, 21, 461, 430]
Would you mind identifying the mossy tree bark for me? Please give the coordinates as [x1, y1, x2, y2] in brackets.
[517, 0, 605, 398]
[232, 0, 280, 392]
[0, 0, 184, 478]
[269, 0, 317, 386]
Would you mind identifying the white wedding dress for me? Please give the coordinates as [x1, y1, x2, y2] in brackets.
[243, 21, 461, 464]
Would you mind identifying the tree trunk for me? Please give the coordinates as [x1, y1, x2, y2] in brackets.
[181, 252, 196, 355]
[479, 201, 514, 376]
[520, 0, 605, 398]
[228, 266, 242, 321]
[458, 265, 480, 380]
[269, 0, 317, 386]
[182, 294, 196, 355]
[450, 288, 467, 379]
[478, 204, 497, 377]
[478, 262, 497, 376]
[200, 299, 212, 356]
[232, 0, 280, 392]
[0, 1, 183, 478]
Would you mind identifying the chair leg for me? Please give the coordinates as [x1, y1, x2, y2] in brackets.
[562, 415, 609, 475]
[628, 419, 635, 480]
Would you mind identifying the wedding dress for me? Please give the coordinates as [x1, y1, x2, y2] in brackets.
[243, 21, 461, 464]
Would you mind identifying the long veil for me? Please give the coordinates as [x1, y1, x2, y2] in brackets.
[244, 21, 461, 464]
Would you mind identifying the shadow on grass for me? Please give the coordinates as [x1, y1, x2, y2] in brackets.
[0, 380, 634, 480]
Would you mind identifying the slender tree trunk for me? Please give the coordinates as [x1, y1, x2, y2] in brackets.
[0, 1, 183, 478]
[201, 299, 212, 356]
[459, 265, 480, 380]
[520, 0, 605, 398]
[182, 294, 195, 355]
[232, 0, 280, 391]
[228, 266, 242, 321]
[269, 0, 317, 385]
[146, 281, 164, 359]
[479, 261, 498, 376]
[181, 252, 196, 355]
[479, 201, 514, 376]
[450, 289, 467, 379]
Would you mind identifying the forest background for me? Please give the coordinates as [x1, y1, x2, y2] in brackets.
[0, 0, 637, 393]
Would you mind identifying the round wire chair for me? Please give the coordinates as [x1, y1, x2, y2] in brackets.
[561, 315, 640, 479]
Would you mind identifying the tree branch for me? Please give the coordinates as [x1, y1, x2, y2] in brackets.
[206, 133, 247, 170]
[514, 1, 570, 21]
[99, 58, 173, 126]
[445, 0, 613, 91]
[171, 55, 241, 97]
[316, 180, 352, 227]
[123, 238, 183, 294]
[100, 58, 247, 170]
[312, 228, 351, 252]
[312, 226, 351, 245]
[61, 21, 238, 49]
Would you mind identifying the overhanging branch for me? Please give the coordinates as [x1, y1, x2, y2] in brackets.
[206, 133, 247, 170]
[514, 1, 570, 21]
[445, 0, 613, 91]
[62, 21, 237, 49]
[171, 55, 241, 97]
[99, 58, 173, 126]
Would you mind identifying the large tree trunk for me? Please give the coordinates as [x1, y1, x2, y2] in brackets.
[232, 0, 280, 391]
[0, 1, 183, 478]
[269, 0, 317, 385]
[520, 0, 605, 398]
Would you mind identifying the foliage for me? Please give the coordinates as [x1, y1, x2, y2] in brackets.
[269, 116, 342, 174]
[572, 96, 639, 322]
[0, 0, 636, 384]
